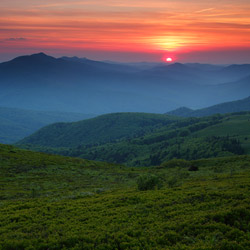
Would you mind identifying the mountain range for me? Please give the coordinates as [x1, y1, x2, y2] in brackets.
[1, 52, 250, 114]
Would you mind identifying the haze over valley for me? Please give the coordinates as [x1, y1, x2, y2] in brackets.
[1, 53, 250, 114]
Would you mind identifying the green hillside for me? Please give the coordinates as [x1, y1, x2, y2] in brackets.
[0, 106, 95, 144]
[19, 112, 250, 166]
[75, 112, 249, 166]
[167, 96, 250, 117]
[1, 143, 250, 249]
[18, 112, 178, 147]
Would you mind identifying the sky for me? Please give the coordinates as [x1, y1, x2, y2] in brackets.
[1, 0, 250, 63]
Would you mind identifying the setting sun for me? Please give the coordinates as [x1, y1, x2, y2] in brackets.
[166, 57, 173, 62]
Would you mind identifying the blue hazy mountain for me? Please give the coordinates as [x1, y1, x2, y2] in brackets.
[0, 52, 250, 114]
[167, 96, 250, 117]
[0, 106, 95, 144]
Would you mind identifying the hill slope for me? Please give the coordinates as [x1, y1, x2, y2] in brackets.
[167, 96, 250, 117]
[1, 143, 250, 249]
[72, 112, 249, 166]
[0, 106, 95, 144]
[18, 112, 250, 166]
[18, 112, 178, 148]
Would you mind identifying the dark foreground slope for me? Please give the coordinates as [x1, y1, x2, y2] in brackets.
[167, 96, 250, 117]
[18, 112, 250, 166]
[0, 106, 95, 144]
[1, 143, 250, 249]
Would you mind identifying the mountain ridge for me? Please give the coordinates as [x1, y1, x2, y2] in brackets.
[1, 52, 250, 114]
[167, 96, 250, 117]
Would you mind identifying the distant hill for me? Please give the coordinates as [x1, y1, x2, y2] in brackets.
[166, 96, 250, 117]
[0, 53, 179, 113]
[0, 106, 95, 144]
[17, 112, 178, 148]
[1, 52, 250, 114]
[218, 64, 250, 80]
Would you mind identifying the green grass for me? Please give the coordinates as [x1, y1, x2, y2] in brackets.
[1, 143, 250, 249]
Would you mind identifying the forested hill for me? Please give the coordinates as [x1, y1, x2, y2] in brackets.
[167, 96, 250, 117]
[18, 112, 178, 148]
[18, 112, 250, 166]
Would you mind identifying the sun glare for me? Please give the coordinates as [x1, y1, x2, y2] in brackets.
[166, 57, 173, 62]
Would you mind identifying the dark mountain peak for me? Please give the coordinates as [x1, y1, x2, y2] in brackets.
[25, 52, 56, 61]
[32, 52, 49, 57]
[6, 52, 57, 66]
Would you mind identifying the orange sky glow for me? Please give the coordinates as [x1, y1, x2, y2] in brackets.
[1, 0, 250, 63]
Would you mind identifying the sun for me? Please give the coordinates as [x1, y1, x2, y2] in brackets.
[166, 57, 173, 62]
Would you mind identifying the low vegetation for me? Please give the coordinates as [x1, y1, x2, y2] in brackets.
[1, 144, 250, 249]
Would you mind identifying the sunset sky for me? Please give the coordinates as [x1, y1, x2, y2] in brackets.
[1, 0, 250, 63]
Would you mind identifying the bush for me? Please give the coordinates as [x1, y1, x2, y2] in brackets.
[137, 174, 162, 191]
[188, 165, 199, 171]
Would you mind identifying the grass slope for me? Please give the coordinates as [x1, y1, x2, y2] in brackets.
[18, 112, 178, 148]
[0, 106, 95, 144]
[0, 143, 250, 249]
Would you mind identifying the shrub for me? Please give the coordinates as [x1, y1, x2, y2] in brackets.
[188, 165, 199, 171]
[137, 174, 162, 191]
